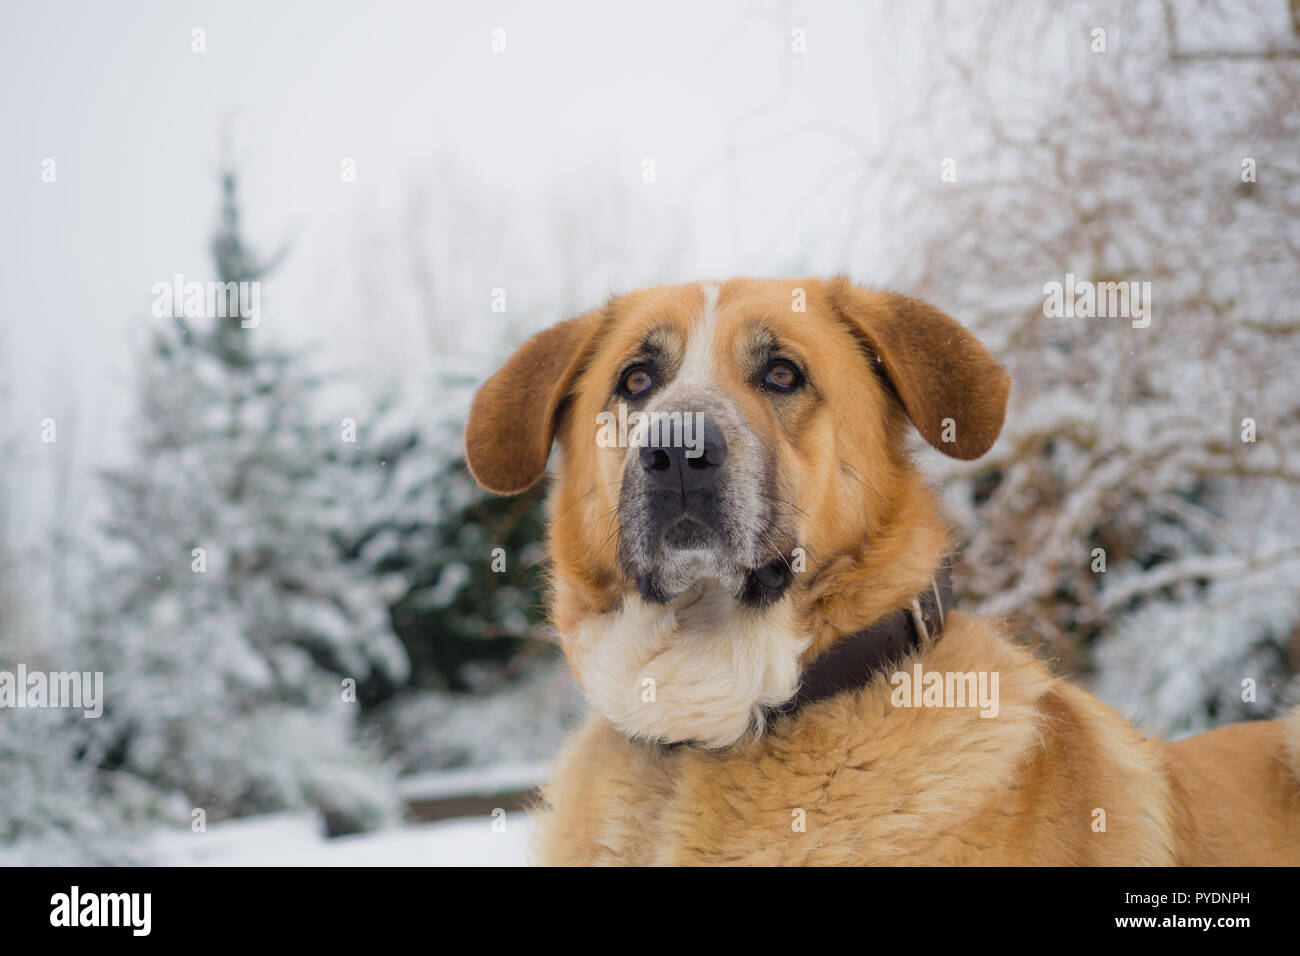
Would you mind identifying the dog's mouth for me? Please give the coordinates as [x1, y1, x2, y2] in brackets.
[635, 554, 792, 608]
[627, 513, 796, 609]
[660, 514, 716, 551]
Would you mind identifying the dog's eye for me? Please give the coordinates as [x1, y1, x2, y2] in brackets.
[762, 360, 802, 392]
[621, 367, 653, 397]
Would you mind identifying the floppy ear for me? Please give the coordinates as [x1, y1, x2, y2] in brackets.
[829, 278, 1010, 460]
[465, 308, 608, 495]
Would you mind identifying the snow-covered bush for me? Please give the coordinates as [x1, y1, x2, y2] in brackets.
[891, 0, 1300, 732]
[349, 364, 553, 693]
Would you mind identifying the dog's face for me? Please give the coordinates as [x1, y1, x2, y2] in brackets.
[467, 278, 1008, 747]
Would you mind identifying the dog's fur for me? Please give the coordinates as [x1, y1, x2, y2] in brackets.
[466, 277, 1300, 865]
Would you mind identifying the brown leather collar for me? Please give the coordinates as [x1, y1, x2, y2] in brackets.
[768, 562, 955, 722]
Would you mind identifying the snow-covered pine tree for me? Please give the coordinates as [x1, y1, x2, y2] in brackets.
[80, 169, 409, 832]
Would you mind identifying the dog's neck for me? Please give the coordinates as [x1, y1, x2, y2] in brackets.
[565, 561, 955, 751]
[768, 562, 953, 723]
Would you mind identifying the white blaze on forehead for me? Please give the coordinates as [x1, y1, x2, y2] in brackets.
[672, 281, 722, 392]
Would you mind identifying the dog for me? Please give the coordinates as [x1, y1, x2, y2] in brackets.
[465, 277, 1300, 865]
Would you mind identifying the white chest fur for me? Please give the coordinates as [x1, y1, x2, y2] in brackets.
[570, 583, 811, 749]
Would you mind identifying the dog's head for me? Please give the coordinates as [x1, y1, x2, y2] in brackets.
[466, 278, 1009, 747]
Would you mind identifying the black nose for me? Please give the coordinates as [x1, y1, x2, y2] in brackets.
[638, 422, 727, 495]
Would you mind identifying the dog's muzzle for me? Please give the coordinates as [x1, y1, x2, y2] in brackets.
[618, 412, 794, 608]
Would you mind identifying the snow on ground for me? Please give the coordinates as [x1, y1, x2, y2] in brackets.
[0, 765, 542, 866]
[146, 811, 532, 866]
[396, 760, 545, 801]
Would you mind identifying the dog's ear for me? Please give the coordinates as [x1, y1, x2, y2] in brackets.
[465, 307, 609, 494]
[829, 278, 1010, 460]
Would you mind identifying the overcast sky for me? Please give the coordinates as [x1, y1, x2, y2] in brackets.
[0, 0, 1001, 564]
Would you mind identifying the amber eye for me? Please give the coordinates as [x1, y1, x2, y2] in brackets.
[622, 367, 653, 396]
[763, 360, 801, 391]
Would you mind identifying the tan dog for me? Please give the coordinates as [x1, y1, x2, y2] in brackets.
[465, 277, 1300, 865]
